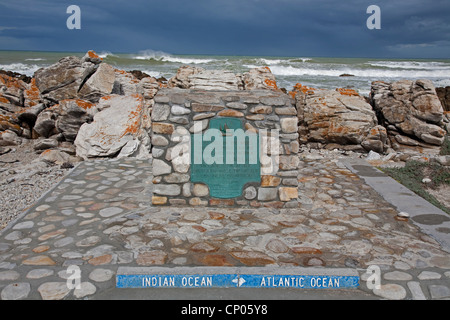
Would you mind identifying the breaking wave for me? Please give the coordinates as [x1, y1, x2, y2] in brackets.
[132, 50, 215, 64]
[0, 63, 43, 77]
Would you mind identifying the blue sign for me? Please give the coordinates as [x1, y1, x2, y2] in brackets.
[116, 274, 359, 289]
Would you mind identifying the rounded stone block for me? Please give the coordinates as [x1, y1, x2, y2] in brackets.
[193, 184, 209, 197]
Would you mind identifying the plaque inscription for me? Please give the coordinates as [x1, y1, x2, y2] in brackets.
[191, 118, 261, 199]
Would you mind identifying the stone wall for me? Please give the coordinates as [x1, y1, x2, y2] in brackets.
[151, 88, 299, 208]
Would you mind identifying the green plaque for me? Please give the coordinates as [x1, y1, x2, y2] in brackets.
[191, 118, 260, 199]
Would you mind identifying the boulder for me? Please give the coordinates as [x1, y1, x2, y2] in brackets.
[112, 68, 160, 106]
[54, 99, 97, 142]
[17, 103, 46, 127]
[33, 106, 59, 138]
[74, 94, 151, 159]
[436, 87, 450, 112]
[39, 149, 81, 165]
[0, 71, 41, 111]
[31, 51, 159, 145]
[168, 66, 204, 89]
[295, 84, 378, 147]
[371, 80, 446, 150]
[0, 130, 22, 146]
[82, 50, 103, 65]
[78, 63, 116, 102]
[34, 51, 116, 104]
[0, 114, 22, 135]
[34, 56, 87, 103]
[167, 66, 280, 91]
[362, 125, 388, 153]
[33, 138, 59, 151]
[243, 66, 279, 90]
[188, 69, 243, 91]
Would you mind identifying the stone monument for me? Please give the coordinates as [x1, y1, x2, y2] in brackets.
[151, 88, 299, 208]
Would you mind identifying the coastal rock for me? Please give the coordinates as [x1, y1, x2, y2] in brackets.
[112, 68, 142, 96]
[74, 94, 151, 159]
[113, 69, 160, 107]
[168, 66, 279, 91]
[33, 99, 97, 141]
[0, 114, 22, 137]
[361, 125, 388, 153]
[371, 80, 446, 150]
[0, 72, 41, 140]
[78, 63, 116, 102]
[189, 69, 243, 91]
[436, 87, 450, 112]
[168, 66, 204, 89]
[34, 56, 87, 103]
[34, 51, 128, 104]
[295, 84, 378, 147]
[243, 67, 279, 91]
[17, 103, 46, 128]
[39, 149, 81, 165]
[0, 129, 22, 146]
[139, 76, 160, 101]
[33, 138, 59, 151]
[55, 99, 97, 142]
[0, 71, 39, 110]
[33, 106, 58, 138]
[83, 50, 103, 65]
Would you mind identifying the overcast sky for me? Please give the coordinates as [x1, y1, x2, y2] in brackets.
[0, 0, 449, 58]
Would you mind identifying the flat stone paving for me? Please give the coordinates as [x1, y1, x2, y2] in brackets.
[0, 156, 449, 300]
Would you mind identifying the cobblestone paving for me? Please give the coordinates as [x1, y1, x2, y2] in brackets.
[0, 156, 449, 300]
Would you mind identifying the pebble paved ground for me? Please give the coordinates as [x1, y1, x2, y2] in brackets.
[0, 156, 449, 300]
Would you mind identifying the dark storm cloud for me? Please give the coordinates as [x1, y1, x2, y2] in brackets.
[0, 0, 449, 58]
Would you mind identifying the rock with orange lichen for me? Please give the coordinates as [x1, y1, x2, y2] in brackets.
[23, 78, 41, 107]
[113, 68, 160, 104]
[55, 99, 98, 142]
[0, 71, 41, 112]
[74, 94, 151, 159]
[34, 51, 116, 103]
[168, 66, 204, 89]
[78, 63, 116, 102]
[289, 83, 316, 99]
[296, 86, 377, 146]
[336, 88, 359, 97]
[33, 99, 96, 140]
[17, 103, 46, 127]
[243, 66, 279, 91]
[168, 66, 280, 91]
[0, 114, 22, 136]
[83, 50, 103, 65]
[361, 125, 388, 153]
[34, 55, 87, 102]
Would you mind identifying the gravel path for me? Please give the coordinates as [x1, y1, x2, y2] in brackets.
[0, 141, 71, 230]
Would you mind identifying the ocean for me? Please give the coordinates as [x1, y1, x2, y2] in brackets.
[1, 50, 449, 96]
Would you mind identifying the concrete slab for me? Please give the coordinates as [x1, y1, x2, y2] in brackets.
[341, 158, 450, 252]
